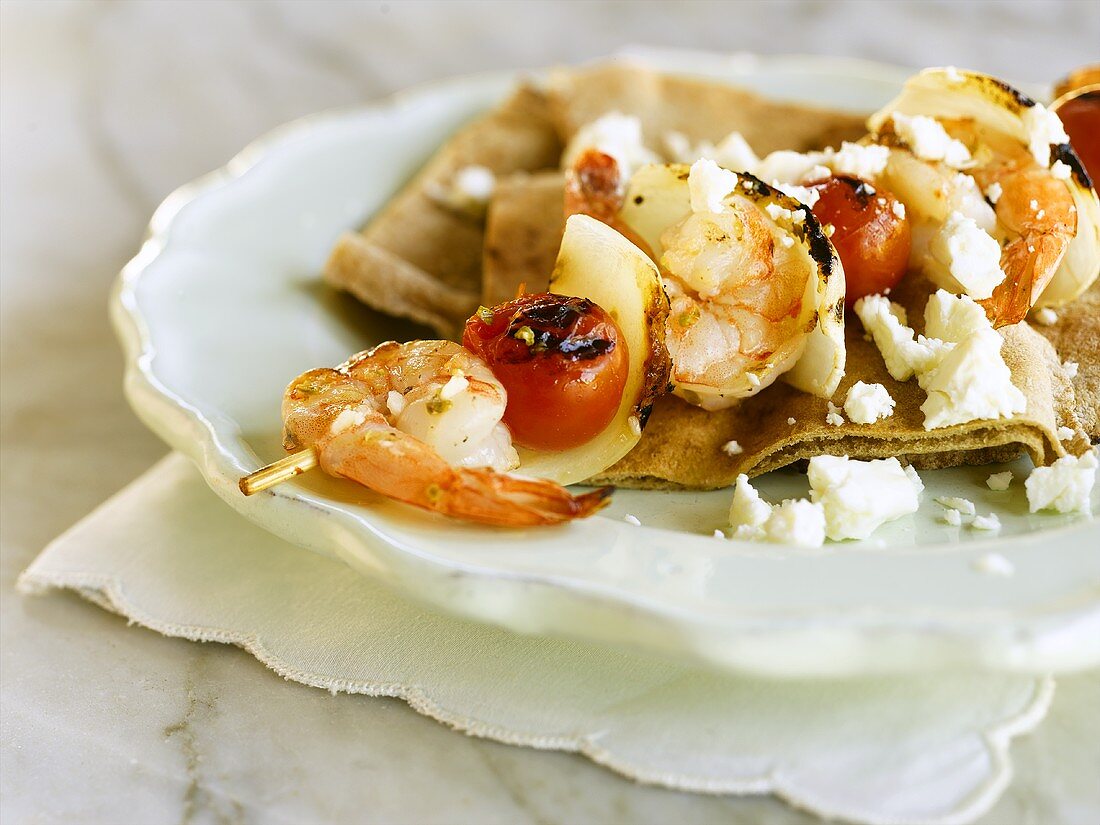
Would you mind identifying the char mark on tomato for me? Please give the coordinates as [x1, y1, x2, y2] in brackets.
[504, 296, 617, 362]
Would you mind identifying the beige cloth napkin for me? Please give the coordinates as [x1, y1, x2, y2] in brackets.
[19, 453, 1055, 825]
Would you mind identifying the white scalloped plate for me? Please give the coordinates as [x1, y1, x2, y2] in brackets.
[111, 50, 1100, 678]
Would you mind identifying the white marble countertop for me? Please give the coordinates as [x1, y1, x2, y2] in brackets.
[2, 2, 1098, 822]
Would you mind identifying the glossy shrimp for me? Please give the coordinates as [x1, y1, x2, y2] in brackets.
[566, 151, 843, 409]
[282, 340, 610, 526]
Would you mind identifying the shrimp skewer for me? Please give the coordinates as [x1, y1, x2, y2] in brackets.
[244, 340, 610, 526]
[566, 151, 844, 409]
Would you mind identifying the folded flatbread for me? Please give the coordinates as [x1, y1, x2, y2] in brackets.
[324, 84, 562, 339]
[325, 60, 1093, 487]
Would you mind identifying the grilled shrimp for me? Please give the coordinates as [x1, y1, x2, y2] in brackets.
[566, 151, 844, 409]
[868, 67, 1100, 326]
[282, 340, 610, 526]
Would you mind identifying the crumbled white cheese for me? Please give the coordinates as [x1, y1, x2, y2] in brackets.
[935, 496, 976, 516]
[439, 371, 470, 400]
[940, 508, 963, 526]
[732, 523, 765, 541]
[1064, 361, 1079, 379]
[763, 499, 827, 548]
[713, 529, 726, 539]
[825, 401, 845, 427]
[1050, 159, 1072, 180]
[771, 180, 820, 208]
[944, 66, 964, 83]
[1033, 307, 1058, 326]
[665, 129, 760, 172]
[1057, 425, 1076, 442]
[628, 415, 642, 436]
[330, 407, 368, 434]
[924, 290, 989, 343]
[986, 471, 1013, 491]
[854, 295, 950, 381]
[926, 211, 1006, 300]
[903, 464, 925, 495]
[722, 440, 744, 456]
[562, 112, 661, 179]
[807, 455, 921, 541]
[919, 329, 1026, 429]
[858, 291, 1024, 431]
[828, 142, 891, 179]
[843, 381, 896, 424]
[985, 181, 1003, 204]
[624, 513, 642, 526]
[787, 417, 797, 426]
[452, 165, 494, 204]
[1036, 209, 1045, 220]
[973, 552, 1014, 576]
[892, 113, 972, 168]
[729, 473, 773, 531]
[1025, 450, 1098, 513]
[432, 165, 496, 215]
[765, 202, 795, 223]
[754, 150, 827, 185]
[780, 235, 795, 248]
[970, 512, 1002, 532]
[892, 200, 906, 220]
[1022, 103, 1069, 167]
[688, 158, 739, 213]
[386, 390, 407, 417]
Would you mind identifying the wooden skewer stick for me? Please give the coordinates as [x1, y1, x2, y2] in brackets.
[239, 449, 318, 496]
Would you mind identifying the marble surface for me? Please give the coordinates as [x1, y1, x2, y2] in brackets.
[1, 2, 1098, 823]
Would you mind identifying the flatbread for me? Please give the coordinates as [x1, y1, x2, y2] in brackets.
[1031, 277, 1100, 442]
[546, 60, 869, 156]
[324, 84, 563, 339]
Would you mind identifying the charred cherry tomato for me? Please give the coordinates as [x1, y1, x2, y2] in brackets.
[1053, 89, 1100, 187]
[462, 292, 628, 451]
[809, 175, 912, 307]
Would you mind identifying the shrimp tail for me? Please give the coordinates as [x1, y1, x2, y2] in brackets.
[980, 231, 1070, 326]
[565, 149, 656, 259]
[319, 426, 611, 527]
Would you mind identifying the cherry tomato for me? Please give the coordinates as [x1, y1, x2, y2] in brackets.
[1053, 90, 1100, 187]
[462, 292, 629, 451]
[809, 176, 912, 307]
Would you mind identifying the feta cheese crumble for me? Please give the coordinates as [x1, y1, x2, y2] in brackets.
[1025, 450, 1098, 514]
[771, 181, 820, 208]
[940, 508, 963, 527]
[623, 514, 642, 526]
[439, 371, 469, 400]
[807, 455, 922, 541]
[891, 113, 972, 168]
[688, 158, 739, 214]
[1057, 425, 1076, 442]
[825, 401, 845, 427]
[857, 291, 1025, 430]
[728, 473, 773, 534]
[787, 417, 797, 425]
[970, 513, 1002, 532]
[665, 130, 760, 172]
[891, 200, 906, 220]
[721, 440, 744, 456]
[935, 496, 976, 516]
[985, 181, 1003, 204]
[432, 165, 496, 215]
[926, 211, 1006, 300]
[973, 552, 1014, 576]
[1033, 307, 1058, 326]
[1022, 103, 1069, 167]
[986, 471, 1013, 491]
[1064, 361, 1079, 379]
[562, 112, 661, 180]
[763, 499, 827, 548]
[843, 381, 896, 424]
[828, 142, 891, 179]
[1050, 159, 1072, 180]
[330, 407, 368, 434]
